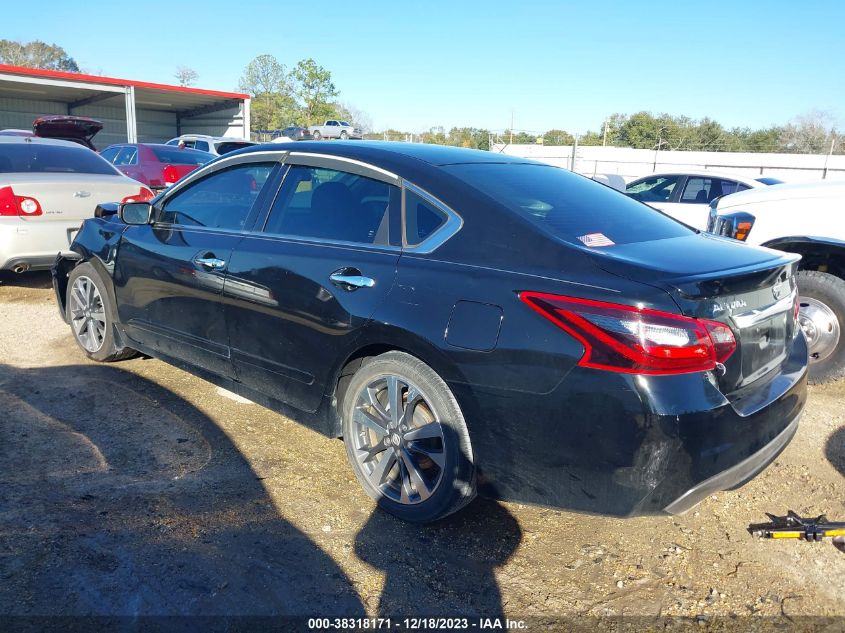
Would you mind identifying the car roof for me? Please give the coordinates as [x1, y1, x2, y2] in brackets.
[628, 170, 764, 185]
[239, 140, 540, 168]
[0, 135, 87, 148]
[171, 134, 254, 142]
[717, 179, 845, 208]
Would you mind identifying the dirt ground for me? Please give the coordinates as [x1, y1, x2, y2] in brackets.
[1, 271, 844, 628]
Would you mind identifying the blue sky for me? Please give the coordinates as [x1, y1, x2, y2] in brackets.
[5, 0, 844, 133]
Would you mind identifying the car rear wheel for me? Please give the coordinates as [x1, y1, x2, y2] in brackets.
[312, 131, 321, 140]
[341, 351, 476, 523]
[339, 130, 348, 140]
[66, 262, 137, 362]
[797, 270, 845, 384]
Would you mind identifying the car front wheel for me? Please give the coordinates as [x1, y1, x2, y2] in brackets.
[66, 262, 137, 362]
[312, 131, 321, 140]
[797, 270, 845, 384]
[341, 351, 476, 523]
[340, 130, 348, 140]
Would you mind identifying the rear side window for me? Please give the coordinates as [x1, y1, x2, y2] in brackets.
[113, 146, 137, 166]
[263, 164, 396, 245]
[99, 146, 120, 163]
[0, 143, 118, 175]
[404, 189, 447, 246]
[158, 163, 274, 230]
[193, 140, 210, 152]
[626, 176, 680, 203]
[446, 163, 691, 246]
[719, 179, 750, 196]
[215, 141, 253, 154]
[682, 177, 750, 202]
[150, 146, 214, 166]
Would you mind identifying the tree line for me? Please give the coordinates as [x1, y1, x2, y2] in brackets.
[2, 40, 841, 155]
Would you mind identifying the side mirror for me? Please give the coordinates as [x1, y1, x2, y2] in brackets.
[94, 202, 119, 218]
[119, 202, 153, 225]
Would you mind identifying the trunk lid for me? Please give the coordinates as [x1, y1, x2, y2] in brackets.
[33, 116, 103, 150]
[7, 173, 144, 222]
[588, 233, 801, 392]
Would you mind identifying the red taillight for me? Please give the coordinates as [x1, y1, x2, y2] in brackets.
[162, 164, 180, 184]
[0, 186, 42, 216]
[520, 292, 736, 375]
[121, 187, 155, 204]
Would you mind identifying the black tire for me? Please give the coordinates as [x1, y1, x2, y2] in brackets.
[341, 351, 476, 523]
[312, 130, 321, 140]
[339, 130, 348, 140]
[797, 270, 845, 384]
[66, 262, 137, 363]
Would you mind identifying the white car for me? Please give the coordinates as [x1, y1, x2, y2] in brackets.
[625, 170, 773, 229]
[0, 136, 152, 273]
[165, 134, 255, 156]
[708, 180, 845, 383]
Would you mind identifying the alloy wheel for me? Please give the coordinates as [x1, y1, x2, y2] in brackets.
[68, 276, 107, 353]
[798, 295, 841, 363]
[350, 375, 446, 504]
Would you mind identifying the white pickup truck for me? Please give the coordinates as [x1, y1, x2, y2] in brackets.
[707, 180, 845, 383]
[308, 120, 362, 140]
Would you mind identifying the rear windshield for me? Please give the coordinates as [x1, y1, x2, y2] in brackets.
[0, 143, 118, 175]
[445, 163, 693, 245]
[150, 146, 214, 166]
[214, 141, 254, 155]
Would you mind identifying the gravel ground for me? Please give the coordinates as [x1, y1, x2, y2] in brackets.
[1, 271, 844, 628]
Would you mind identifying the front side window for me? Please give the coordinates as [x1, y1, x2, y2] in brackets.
[327, 121, 338, 126]
[263, 165, 396, 245]
[718, 179, 751, 196]
[158, 162, 274, 230]
[626, 176, 680, 203]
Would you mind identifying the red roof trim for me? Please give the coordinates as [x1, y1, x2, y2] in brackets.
[0, 64, 249, 100]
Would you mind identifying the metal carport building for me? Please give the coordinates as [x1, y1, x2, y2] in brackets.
[0, 64, 250, 147]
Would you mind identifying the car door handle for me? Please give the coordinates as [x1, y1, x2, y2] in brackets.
[194, 256, 226, 270]
[329, 272, 375, 290]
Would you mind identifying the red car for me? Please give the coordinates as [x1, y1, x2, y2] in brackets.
[99, 143, 214, 190]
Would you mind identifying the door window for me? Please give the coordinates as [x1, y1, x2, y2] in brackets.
[718, 179, 751, 196]
[625, 176, 680, 203]
[681, 177, 749, 203]
[193, 140, 210, 152]
[113, 146, 138, 166]
[99, 147, 120, 163]
[158, 163, 275, 230]
[263, 165, 396, 245]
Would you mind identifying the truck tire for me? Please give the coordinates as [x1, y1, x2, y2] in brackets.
[312, 130, 322, 140]
[797, 270, 845, 384]
[340, 130, 348, 140]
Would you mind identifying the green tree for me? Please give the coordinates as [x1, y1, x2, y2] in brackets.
[239, 54, 293, 131]
[290, 58, 338, 126]
[542, 129, 575, 145]
[0, 39, 79, 72]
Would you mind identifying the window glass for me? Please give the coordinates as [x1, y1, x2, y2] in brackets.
[113, 146, 137, 166]
[718, 179, 751, 196]
[0, 143, 118, 175]
[404, 189, 447, 246]
[327, 121, 338, 126]
[681, 177, 746, 203]
[193, 140, 210, 152]
[264, 165, 395, 245]
[150, 146, 214, 166]
[214, 141, 253, 155]
[99, 147, 120, 163]
[158, 163, 274, 230]
[625, 176, 680, 203]
[446, 163, 691, 246]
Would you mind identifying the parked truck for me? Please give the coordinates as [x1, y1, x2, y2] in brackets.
[308, 120, 362, 140]
[707, 180, 845, 383]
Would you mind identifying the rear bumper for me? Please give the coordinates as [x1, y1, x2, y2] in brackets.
[453, 332, 808, 516]
[664, 411, 799, 514]
[0, 220, 80, 271]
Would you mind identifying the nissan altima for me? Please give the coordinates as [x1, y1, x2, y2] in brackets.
[52, 142, 808, 523]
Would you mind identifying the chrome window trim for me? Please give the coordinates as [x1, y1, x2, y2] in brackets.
[154, 150, 288, 206]
[236, 229, 401, 253]
[286, 152, 400, 185]
[401, 180, 463, 254]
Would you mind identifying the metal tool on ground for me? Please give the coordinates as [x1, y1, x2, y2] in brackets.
[749, 511, 845, 544]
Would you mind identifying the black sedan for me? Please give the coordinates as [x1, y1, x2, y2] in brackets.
[53, 142, 807, 523]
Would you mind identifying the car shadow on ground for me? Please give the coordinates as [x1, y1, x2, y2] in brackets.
[355, 497, 521, 618]
[825, 426, 845, 480]
[0, 270, 53, 289]
[0, 361, 521, 620]
[0, 362, 365, 618]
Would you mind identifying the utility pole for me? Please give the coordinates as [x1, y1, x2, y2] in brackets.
[510, 109, 514, 145]
[823, 136, 836, 179]
[571, 134, 579, 172]
[602, 119, 608, 147]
